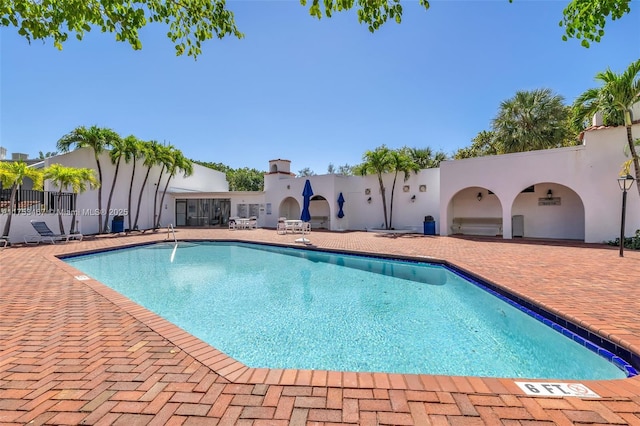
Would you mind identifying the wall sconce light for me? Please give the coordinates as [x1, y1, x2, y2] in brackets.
[286, 185, 290, 190]
[367, 197, 372, 204]
[546, 189, 553, 199]
[477, 192, 483, 201]
[411, 195, 416, 202]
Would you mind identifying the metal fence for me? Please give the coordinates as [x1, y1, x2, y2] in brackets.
[0, 189, 75, 214]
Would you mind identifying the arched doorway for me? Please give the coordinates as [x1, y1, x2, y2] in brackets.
[511, 183, 585, 240]
[279, 197, 300, 220]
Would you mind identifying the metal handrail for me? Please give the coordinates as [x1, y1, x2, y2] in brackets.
[167, 223, 177, 244]
[168, 224, 178, 263]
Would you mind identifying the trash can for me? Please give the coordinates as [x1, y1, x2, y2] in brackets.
[423, 215, 436, 235]
[112, 215, 124, 233]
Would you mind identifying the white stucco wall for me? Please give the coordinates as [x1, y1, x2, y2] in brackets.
[262, 168, 441, 232]
[439, 122, 640, 243]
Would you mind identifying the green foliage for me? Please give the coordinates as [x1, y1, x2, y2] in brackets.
[572, 59, 640, 195]
[38, 150, 58, 159]
[1, 0, 633, 57]
[2, 0, 244, 58]
[43, 164, 99, 234]
[0, 160, 44, 190]
[302, 0, 429, 32]
[454, 131, 501, 159]
[337, 164, 354, 175]
[493, 88, 576, 153]
[455, 89, 579, 159]
[559, 0, 632, 47]
[193, 160, 264, 191]
[327, 163, 354, 175]
[193, 160, 231, 174]
[608, 229, 640, 250]
[227, 167, 264, 192]
[297, 167, 316, 177]
[43, 164, 100, 193]
[0, 160, 45, 237]
[402, 147, 447, 169]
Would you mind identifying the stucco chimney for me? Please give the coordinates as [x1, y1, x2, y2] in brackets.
[592, 111, 604, 126]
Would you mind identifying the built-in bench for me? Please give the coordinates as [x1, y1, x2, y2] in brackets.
[310, 216, 329, 229]
[451, 217, 503, 236]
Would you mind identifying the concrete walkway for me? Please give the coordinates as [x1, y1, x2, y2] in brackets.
[1, 229, 640, 425]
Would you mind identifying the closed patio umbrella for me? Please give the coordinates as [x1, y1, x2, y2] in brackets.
[300, 179, 313, 222]
[297, 179, 313, 244]
[337, 192, 345, 218]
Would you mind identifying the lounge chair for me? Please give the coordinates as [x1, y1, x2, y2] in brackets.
[28, 220, 83, 244]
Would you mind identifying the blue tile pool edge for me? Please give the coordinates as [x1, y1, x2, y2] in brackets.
[442, 265, 639, 379]
[58, 238, 640, 379]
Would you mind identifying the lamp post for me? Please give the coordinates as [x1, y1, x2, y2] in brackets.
[617, 174, 635, 257]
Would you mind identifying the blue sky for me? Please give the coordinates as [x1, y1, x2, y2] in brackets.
[1, 1, 638, 174]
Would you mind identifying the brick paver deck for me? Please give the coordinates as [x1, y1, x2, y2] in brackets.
[2, 228, 640, 425]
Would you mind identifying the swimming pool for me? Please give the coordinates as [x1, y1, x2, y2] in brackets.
[64, 241, 634, 380]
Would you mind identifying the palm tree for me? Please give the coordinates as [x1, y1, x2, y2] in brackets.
[0, 161, 44, 239]
[388, 150, 419, 229]
[156, 149, 193, 228]
[406, 147, 448, 169]
[121, 135, 142, 231]
[43, 164, 99, 234]
[152, 144, 175, 229]
[357, 145, 393, 230]
[133, 140, 159, 231]
[102, 134, 125, 232]
[573, 59, 640, 195]
[492, 89, 573, 153]
[57, 125, 120, 233]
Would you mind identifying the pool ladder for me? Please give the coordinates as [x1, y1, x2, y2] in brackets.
[168, 224, 178, 262]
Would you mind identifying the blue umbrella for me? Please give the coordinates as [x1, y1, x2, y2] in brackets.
[300, 179, 313, 222]
[337, 192, 345, 218]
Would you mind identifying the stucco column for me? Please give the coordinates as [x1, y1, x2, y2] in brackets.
[502, 202, 512, 239]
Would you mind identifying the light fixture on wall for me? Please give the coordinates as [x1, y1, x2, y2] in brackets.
[367, 197, 372, 204]
[547, 189, 553, 199]
[411, 195, 416, 203]
[477, 192, 483, 201]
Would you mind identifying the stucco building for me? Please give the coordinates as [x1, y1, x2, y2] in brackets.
[1, 119, 639, 244]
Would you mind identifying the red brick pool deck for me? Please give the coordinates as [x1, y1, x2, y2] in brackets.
[2, 229, 640, 425]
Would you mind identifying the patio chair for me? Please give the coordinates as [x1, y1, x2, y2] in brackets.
[228, 217, 238, 230]
[29, 220, 83, 244]
[248, 216, 258, 229]
[0, 237, 7, 249]
[277, 217, 287, 235]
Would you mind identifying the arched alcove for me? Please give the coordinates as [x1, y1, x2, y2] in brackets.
[447, 186, 504, 236]
[511, 182, 585, 240]
[279, 197, 300, 220]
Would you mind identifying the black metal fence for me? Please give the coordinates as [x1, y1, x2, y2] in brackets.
[0, 189, 75, 214]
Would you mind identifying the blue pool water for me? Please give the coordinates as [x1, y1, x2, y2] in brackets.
[64, 242, 630, 379]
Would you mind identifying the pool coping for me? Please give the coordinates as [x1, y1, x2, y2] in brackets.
[54, 238, 640, 387]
